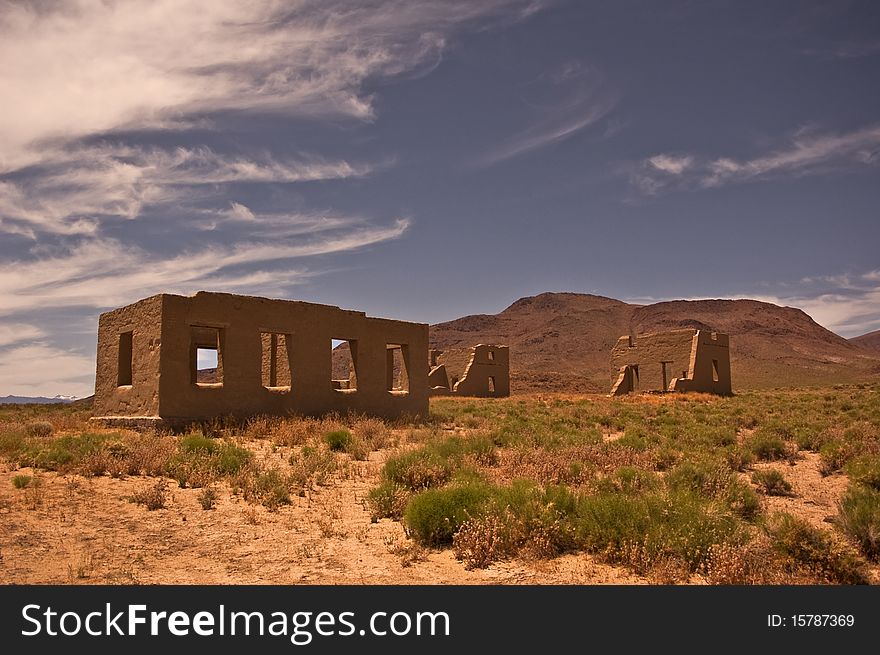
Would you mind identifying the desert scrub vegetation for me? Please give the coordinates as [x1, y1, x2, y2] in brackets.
[324, 429, 353, 452]
[837, 452, 880, 561]
[12, 473, 32, 489]
[407, 477, 748, 575]
[370, 384, 880, 581]
[165, 433, 251, 487]
[751, 468, 793, 496]
[26, 421, 54, 438]
[197, 486, 218, 510]
[239, 413, 396, 453]
[0, 416, 332, 508]
[766, 512, 869, 584]
[128, 480, 168, 511]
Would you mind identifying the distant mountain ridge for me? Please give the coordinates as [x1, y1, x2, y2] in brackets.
[850, 329, 880, 354]
[0, 395, 78, 405]
[430, 293, 880, 393]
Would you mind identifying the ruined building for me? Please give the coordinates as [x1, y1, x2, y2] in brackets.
[609, 329, 731, 396]
[429, 344, 510, 397]
[93, 292, 429, 427]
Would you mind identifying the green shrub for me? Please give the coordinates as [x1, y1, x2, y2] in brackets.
[404, 483, 493, 545]
[575, 490, 744, 570]
[12, 474, 32, 489]
[725, 479, 762, 521]
[723, 445, 755, 472]
[666, 459, 732, 498]
[492, 482, 580, 556]
[249, 469, 292, 509]
[768, 512, 869, 584]
[382, 436, 496, 491]
[383, 449, 452, 490]
[819, 422, 880, 474]
[837, 485, 880, 561]
[595, 466, 659, 495]
[324, 429, 353, 452]
[213, 442, 251, 476]
[747, 432, 788, 461]
[792, 428, 829, 452]
[819, 442, 852, 475]
[845, 456, 880, 491]
[165, 436, 250, 487]
[179, 433, 217, 454]
[22, 432, 113, 470]
[751, 469, 793, 496]
[0, 429, 27, 459]
[616, 426, 650, 451]
[367, 481, 409, 521]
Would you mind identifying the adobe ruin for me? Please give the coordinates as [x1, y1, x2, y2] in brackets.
[429, 344, 510, 397]
[609, 329, 731, 396]
[92, 292, 429, 427]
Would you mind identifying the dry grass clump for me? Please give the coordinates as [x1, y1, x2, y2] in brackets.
[383, 535, 428, 567]
[453, 512, 510, 569]
[23, 476, 45, 510]
[263, 417, 323, 447]
[241, 413, 395, 460]
[232, 464, 293, 510]
[288, 445, 337, 489]
[703, 537, 789, 584]
[819, 422, 880, 475]
[26, 421, 54, 438]
[128, 480, 168, 511]
[766, 512, 870, 584]
[197, 486, 218, 510]
[12, 474, 32, 489]
[837, 484, 880, 561]
[751, 468, 793, 496]
[367, 480, 410, 521]
[352, 417, 394, 451]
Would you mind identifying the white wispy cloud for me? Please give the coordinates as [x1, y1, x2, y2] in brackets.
[0, 323, 45, 348]
[196, 203, 359, 235]
[474, 60, 616, 167]
[0, 219, 410, 314]
[647, 154, 693, 175]
[632, 124, 880, 195]
[0, 0, 546, 172]
[0, 145, 375, 237]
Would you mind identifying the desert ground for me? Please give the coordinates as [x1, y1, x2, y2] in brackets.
[1, 386, 878, 585]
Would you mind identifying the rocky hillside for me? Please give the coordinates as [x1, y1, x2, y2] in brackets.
[850, 329, 880, 354]
[430, 293, 880, 393]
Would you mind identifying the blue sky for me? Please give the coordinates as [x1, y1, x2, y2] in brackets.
[1, 0, 879, 397]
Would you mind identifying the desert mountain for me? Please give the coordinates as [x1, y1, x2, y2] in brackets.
[0, 395, 78, 405]
[850, 329, 880, 354]
[430, 293, 880, 393]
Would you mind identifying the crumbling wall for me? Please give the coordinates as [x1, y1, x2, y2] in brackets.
[610, 364, 636, 396]
[93, 292, 429, 426]
[609, 329, 731, 395]
[93, 295, 164, 419]
[610, 331, 695, 392]
[429, 344, 510, 397]
[671, 331, 732, 395]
